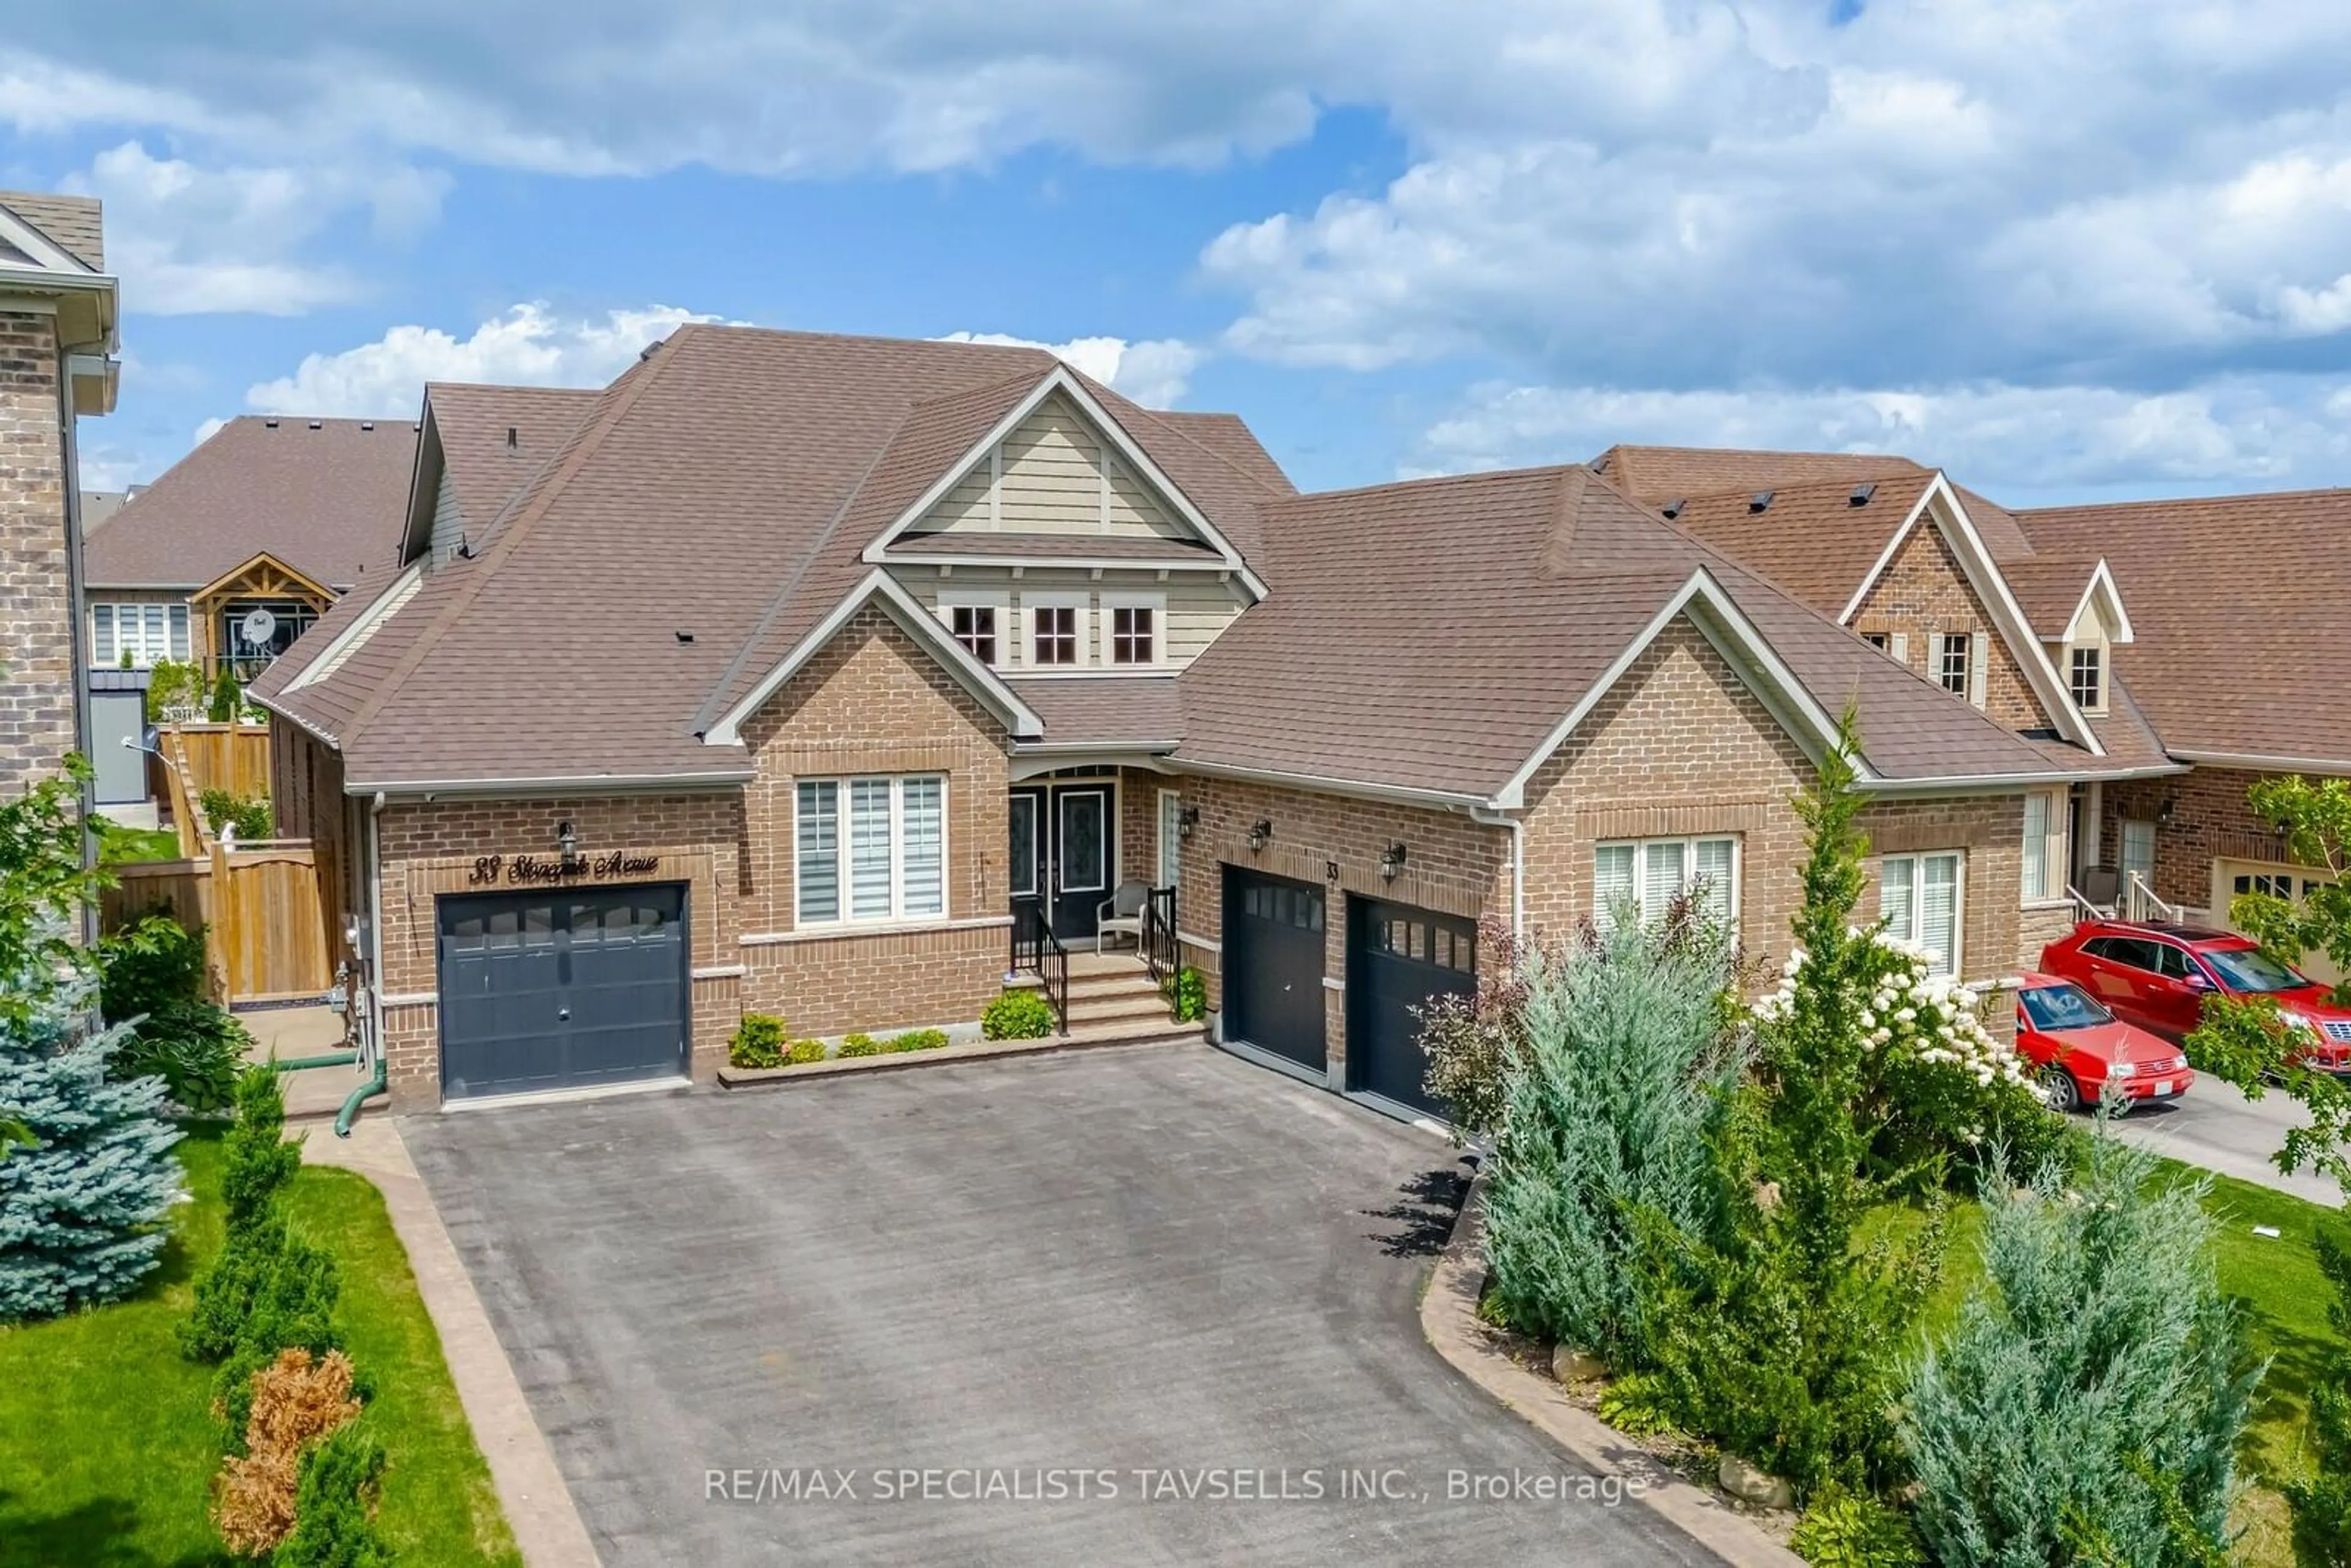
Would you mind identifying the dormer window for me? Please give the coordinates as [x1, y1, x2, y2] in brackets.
[2070, 644, 2104, 712]
[1111, 606, 1153, 664]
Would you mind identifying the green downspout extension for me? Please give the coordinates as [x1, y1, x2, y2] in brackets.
[271, 1051, 359, 1073]
[335, 1055, 387, 1138]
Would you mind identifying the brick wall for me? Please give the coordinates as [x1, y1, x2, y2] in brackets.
[2101, 764, 2344, 913]
[737, 606, 1012, 1035]
[373, 792, 745, 1108]
[1851, 519, 2050, 732]
[0, 310, 73, 796]
[1166, 771, 1511, 1081]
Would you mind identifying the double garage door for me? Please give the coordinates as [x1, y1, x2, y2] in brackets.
[438, 885, 689, 1101]
[1220, 868, 1476, 1119]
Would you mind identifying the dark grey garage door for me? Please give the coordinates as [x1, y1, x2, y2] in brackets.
[438, 885, 689, 1101]
[1348, 897, 1477, 1118]
[1221, 866, 1327, 1073]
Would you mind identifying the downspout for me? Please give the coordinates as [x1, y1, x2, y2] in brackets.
[335, 789, 389, 1135]
[1468, 805, 1524, 947]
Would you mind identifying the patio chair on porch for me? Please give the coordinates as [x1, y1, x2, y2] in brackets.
[1097, 880, 1149, 951]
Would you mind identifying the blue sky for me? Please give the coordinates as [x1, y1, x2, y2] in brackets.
[9, 2, 2351, 507]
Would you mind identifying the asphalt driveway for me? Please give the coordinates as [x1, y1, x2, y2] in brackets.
[406, 1042, 1720, 1567]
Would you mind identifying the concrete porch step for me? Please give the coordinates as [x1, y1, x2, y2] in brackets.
[1068, 990, 1179, 1028]
[1067, 970, 1163, 1003]
[1057, 1018, 1209, 1049]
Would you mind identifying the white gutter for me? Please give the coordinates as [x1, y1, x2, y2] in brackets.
[1171, 756, 1492, 812]
[1469, 805, 1524, 946]
[1854, 762, 2186, 798]
[2168, 750, 2351, 776]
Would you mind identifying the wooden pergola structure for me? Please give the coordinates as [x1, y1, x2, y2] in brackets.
[190, 550, 337, 677]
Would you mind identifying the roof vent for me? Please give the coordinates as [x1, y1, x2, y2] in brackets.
[263, 417, 279, 429]
[674, 629, 695, 644]
[1848, 482, 1877, 506]
[1749, 490, 1774, 513]
[1660, 497, 1686, 520]
[359, 421, 374, 432]
[639, 340, 661, 362]
[506, 426, 518, 450]
[412, 421, 421, 432]
[307, 419, 322, 431]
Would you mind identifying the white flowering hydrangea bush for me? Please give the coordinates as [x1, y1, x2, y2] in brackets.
[1757, 931, 2061, 1190]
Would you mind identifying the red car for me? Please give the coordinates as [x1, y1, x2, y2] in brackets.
[2038, 920, 2351, 1072]
[2014, 973, 2193, 1113]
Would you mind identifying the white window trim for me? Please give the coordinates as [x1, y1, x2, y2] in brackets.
[1593, 834, 1741, 931]
[90, 601, 190, 667]
[1022, 590, 1090, 670]
[1099, 590, 1167, 669]
[1156, 788, 1182, 890]
[2067, 639, 2107, 716]
[1881, 850, 1966, 977]
[1935, 631, 1971, 698]
[2021, 789, 2069, 906]
[791, 773, 951, 929]
[934, 587, 1010, 668]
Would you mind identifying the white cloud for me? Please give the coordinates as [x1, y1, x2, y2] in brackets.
[65, 140, 449, 315]
[243, 302, 717, 417]
[935, 332, 1204, 407]
[1418, 376, 2351, 499]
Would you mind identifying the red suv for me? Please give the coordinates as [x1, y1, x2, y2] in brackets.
[2038, 920, 2351, 1071]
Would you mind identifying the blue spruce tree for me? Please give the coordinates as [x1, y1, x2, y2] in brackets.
[0, 975, 186, 1320]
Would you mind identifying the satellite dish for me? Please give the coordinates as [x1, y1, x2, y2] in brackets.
[238, 607, 278, 647]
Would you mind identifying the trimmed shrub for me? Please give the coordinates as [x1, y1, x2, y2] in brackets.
[208, 670, 242, 724]
[886, 1028, 948, 1053]
[1482, 904, 1740, 1367]
[2284, 1223, 2351, 1567]
[981, 988, 1056, 1041]
[728, 1014, 786, 1069]
[211, 1346, 362, 1556]
[99, 910, 210, 1018]
[276, 1421, 392, 1567]
[838, 1033, 886, 1058]
[784, 1038, 827, 1066]
[1163, 966, 1207, 1024]
[1789, 1483, 1924, 1568]
[1902, 1130, 2256, 1567]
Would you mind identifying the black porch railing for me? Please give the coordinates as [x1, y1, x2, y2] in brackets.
[1008, 895, 1070, 1036]
[1141, 885, 1177, 987]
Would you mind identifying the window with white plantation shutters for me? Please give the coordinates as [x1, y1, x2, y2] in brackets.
[1594, 835, 1739, 931]
[796, 782, 839, 922]
[1881, 851, 1963, 977]
[901, 776, 943, 917]
[795, 775, 951, 926]
[849, 779, 894, 918]
[2023, 793, 2050, 901]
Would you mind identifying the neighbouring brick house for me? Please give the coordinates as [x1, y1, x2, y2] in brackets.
[0, 190, 117, 805]
[249, 327, 2123, 1119]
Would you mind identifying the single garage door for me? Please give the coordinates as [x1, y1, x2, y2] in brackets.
[1222, 866, 1327, 1073]
[1348, 897, 1477, 1118]
[438, 884, 689, 1101]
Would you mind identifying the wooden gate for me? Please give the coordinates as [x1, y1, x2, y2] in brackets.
[102, 842, 334, 1005]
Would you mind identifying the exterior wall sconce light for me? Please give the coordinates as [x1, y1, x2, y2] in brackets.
[557, 819, 582, 871]
[1381, 842, 1408, 880]
[1247, 819, 1273, 853]
[1179, 805, 1201, 841]
[2157, 798, 2177, 827]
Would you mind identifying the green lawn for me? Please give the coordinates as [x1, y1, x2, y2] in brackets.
[96, 822, 186, 867]
[0, 1131, 521, 1566]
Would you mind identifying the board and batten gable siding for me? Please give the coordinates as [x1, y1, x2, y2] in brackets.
[425, 465, 465, 563]
[893, 566, 1245, 670]
[906, 392, 1194, 541]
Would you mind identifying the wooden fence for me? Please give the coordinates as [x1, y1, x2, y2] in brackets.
[159, 722, 273, 856]
[102, 841, 334, 1005]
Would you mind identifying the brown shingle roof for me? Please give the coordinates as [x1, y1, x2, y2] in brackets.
[81, 416, 416, 590]
[0, 191, 103, 269]
[2000, 555, 2105, 637]
[2019, 488, 2351, 766]
[1006, 677, 1183, 748]
[274, 326, 1270, 788]
[1660, 473, 1937, 614]
[1592, 445, 1929, 508]
[421, 383, 601, 549]
[1175, 465, 2071, 801]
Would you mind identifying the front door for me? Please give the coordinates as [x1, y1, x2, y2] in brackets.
[1010, 783, 1114, 942]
